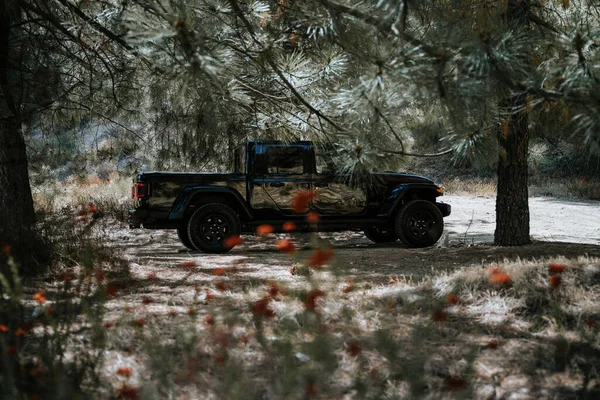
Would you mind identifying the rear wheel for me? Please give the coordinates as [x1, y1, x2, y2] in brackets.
[187, 203, 241, 253]
[177, 224, 196, 251]
[394, 200, 444, 248]
[364, 226, 398, 244]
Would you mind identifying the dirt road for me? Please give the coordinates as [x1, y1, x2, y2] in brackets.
[119, 195, 600, 284]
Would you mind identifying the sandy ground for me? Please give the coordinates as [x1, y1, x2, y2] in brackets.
[444, 195, 600, 246]
[116, 195, 600, 286]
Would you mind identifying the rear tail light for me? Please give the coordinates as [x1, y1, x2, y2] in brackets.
[132, 183, 150, 199]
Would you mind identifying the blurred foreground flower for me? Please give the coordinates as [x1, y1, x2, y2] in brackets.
[225, 235, 244, 247]
[549, 275, 561, 288]
[488, 266, 512, 286]
[304, 289, 325, 312]
[256, 224, 274, 236]
[33, 290, 46, 305]
[282, 221, 296, 231]
[292, 191, 315, 213]
[549, 263, 566, 275]
[275, 239, 295, 254]
[251, 297, 275, 318]
[117, 367, 132, 377]
[308, 248, 333, 267]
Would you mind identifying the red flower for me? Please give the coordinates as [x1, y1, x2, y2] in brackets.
[59, 273, 72, 282]
[106, 284, 119, 297]
[444, 376, 467, 391]
[256, 224, 274, 236]
[88, 203, 97, 214]
[204, 315, 215, 325]
[45, 307, 54, 315]
[489, 267, 512, 286]
[549, 263, 566, 275]
[345, 339, 361, 357]
[134, 319, 144, 327]
[224, 235, 244, 247]
[33, 290, 46, 305]
[146, 272, 158, 281]
[306, 212, 320, 224]
[96, 269, 106, 282]
[292, 191, 315, 213]
[116, 367, 132, 377]
[141, 297, 153, 305]
[15, 328, 27, 337]
[268, 283, 283, 298]
[486, 340, 501, 349]
[188, 308, 196, 316]
[275, 239, 295, 254]
[1, 245, 9, 254]
[0, 325, 8, 333]
[212, 267, 226, 276]
[251, 297, 275, 318]
[446, 294, 459, 305]
[308, 248, 334, 268]
[549, 275, 561, 288]
[182, 260, 197, 269]
[304, 289, 325, 312]
[282, 221, 296, 232]
[215, 281, 227, 291]
[432, 309, 447, 322]
[168, 309, 178, 317]
[205, 290, 215, 301]
[118, 385, 139, 399]
[104, 322, 114, 328]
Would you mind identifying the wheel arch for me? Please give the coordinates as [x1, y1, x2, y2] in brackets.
[168, 186, 253, 222]
[379, 184, 441, 217]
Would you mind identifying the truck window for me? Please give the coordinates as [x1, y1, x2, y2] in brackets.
[232, 146, 246, 173]
[266, 146, 305, 174]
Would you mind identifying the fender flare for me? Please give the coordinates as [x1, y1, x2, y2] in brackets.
[378, 184, 441, 217]
[168, 186, 253, 220]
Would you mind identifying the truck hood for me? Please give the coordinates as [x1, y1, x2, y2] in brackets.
[372, 172, 435, 185]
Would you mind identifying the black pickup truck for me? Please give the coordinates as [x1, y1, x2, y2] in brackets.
[128, 141, 450, 253]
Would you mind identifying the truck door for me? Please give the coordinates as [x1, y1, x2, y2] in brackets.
[250, 144, 311, 216]
[311, 149, 367, 215]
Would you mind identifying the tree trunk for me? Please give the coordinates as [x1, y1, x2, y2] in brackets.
[0, 0, 48, 270]
[494, 96, 531, 246]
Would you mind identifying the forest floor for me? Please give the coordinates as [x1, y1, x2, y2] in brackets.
[77, 194, 599, 398]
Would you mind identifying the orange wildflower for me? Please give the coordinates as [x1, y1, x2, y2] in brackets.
[549, 275, 561, 288]
[489, 267, 512, 286]
[215, 281, 228, 291]
[268, 282, 283, 298]
[306, 212, 320, 224]
[275, 239, 295, 254]
[106, 284, 119, 296]
[146, 272, 158, 281]
[432, 309, 447, 322]
[141, 297, 153, 305]
[256, 224, 274, 236]
[212, 267, 226, 276]
[486, 340, 501, 349]
[282, 221, 296, 232]
[204, 315, 215, 325]
[446, 294, 459, 305]
[345, 339, 361, 357]
[1, 245, 9, 254]
[15, 328, 27, 337]
[88, 203, 97, 214]
[134, 319, 144, 327]
[251, 297, 275, 318]
[308, 248, 334, 268]
[182, 260, 197, 269]
[291, 191, 315, 213]
[45, 307, 54, 315]
[188, 307, 196, 316]
[33, 290, 46, 305]
[549, 263, 566, 275]
[104, 322, 114, 328]
[118, 385, 139, 399]
[224, 235, 244, 247]
[205, 290, 215, 300]
[96, 269, 106, 282]
[444, 376, 467, 391]
[0, 325, 8, 333]
[116, 367, 133, 377]
[304, 289, 325, 312]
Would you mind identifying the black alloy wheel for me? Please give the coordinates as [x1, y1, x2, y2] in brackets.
[394, 200, 444, 248]
[187, 203, 241, 253]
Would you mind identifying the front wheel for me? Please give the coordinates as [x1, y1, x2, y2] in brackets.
[394, 200, 444, 248]
[364, 226, 398, 244]
[177, 224, 196, 251]
[187, 203, 241, 253]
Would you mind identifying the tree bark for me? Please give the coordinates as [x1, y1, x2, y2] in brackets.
[494, 95, 531, 246]
[0, 0, 48, 269]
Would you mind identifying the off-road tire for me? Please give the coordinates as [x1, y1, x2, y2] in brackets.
[187, 203, 241, 253]
[394, 200, 444, 248]
[177, 224, 196, 251]
[364, 226, 398, 244]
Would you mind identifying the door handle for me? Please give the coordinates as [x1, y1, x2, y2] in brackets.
[314, 182, 328, 188]
[269, 182, 285, 187]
